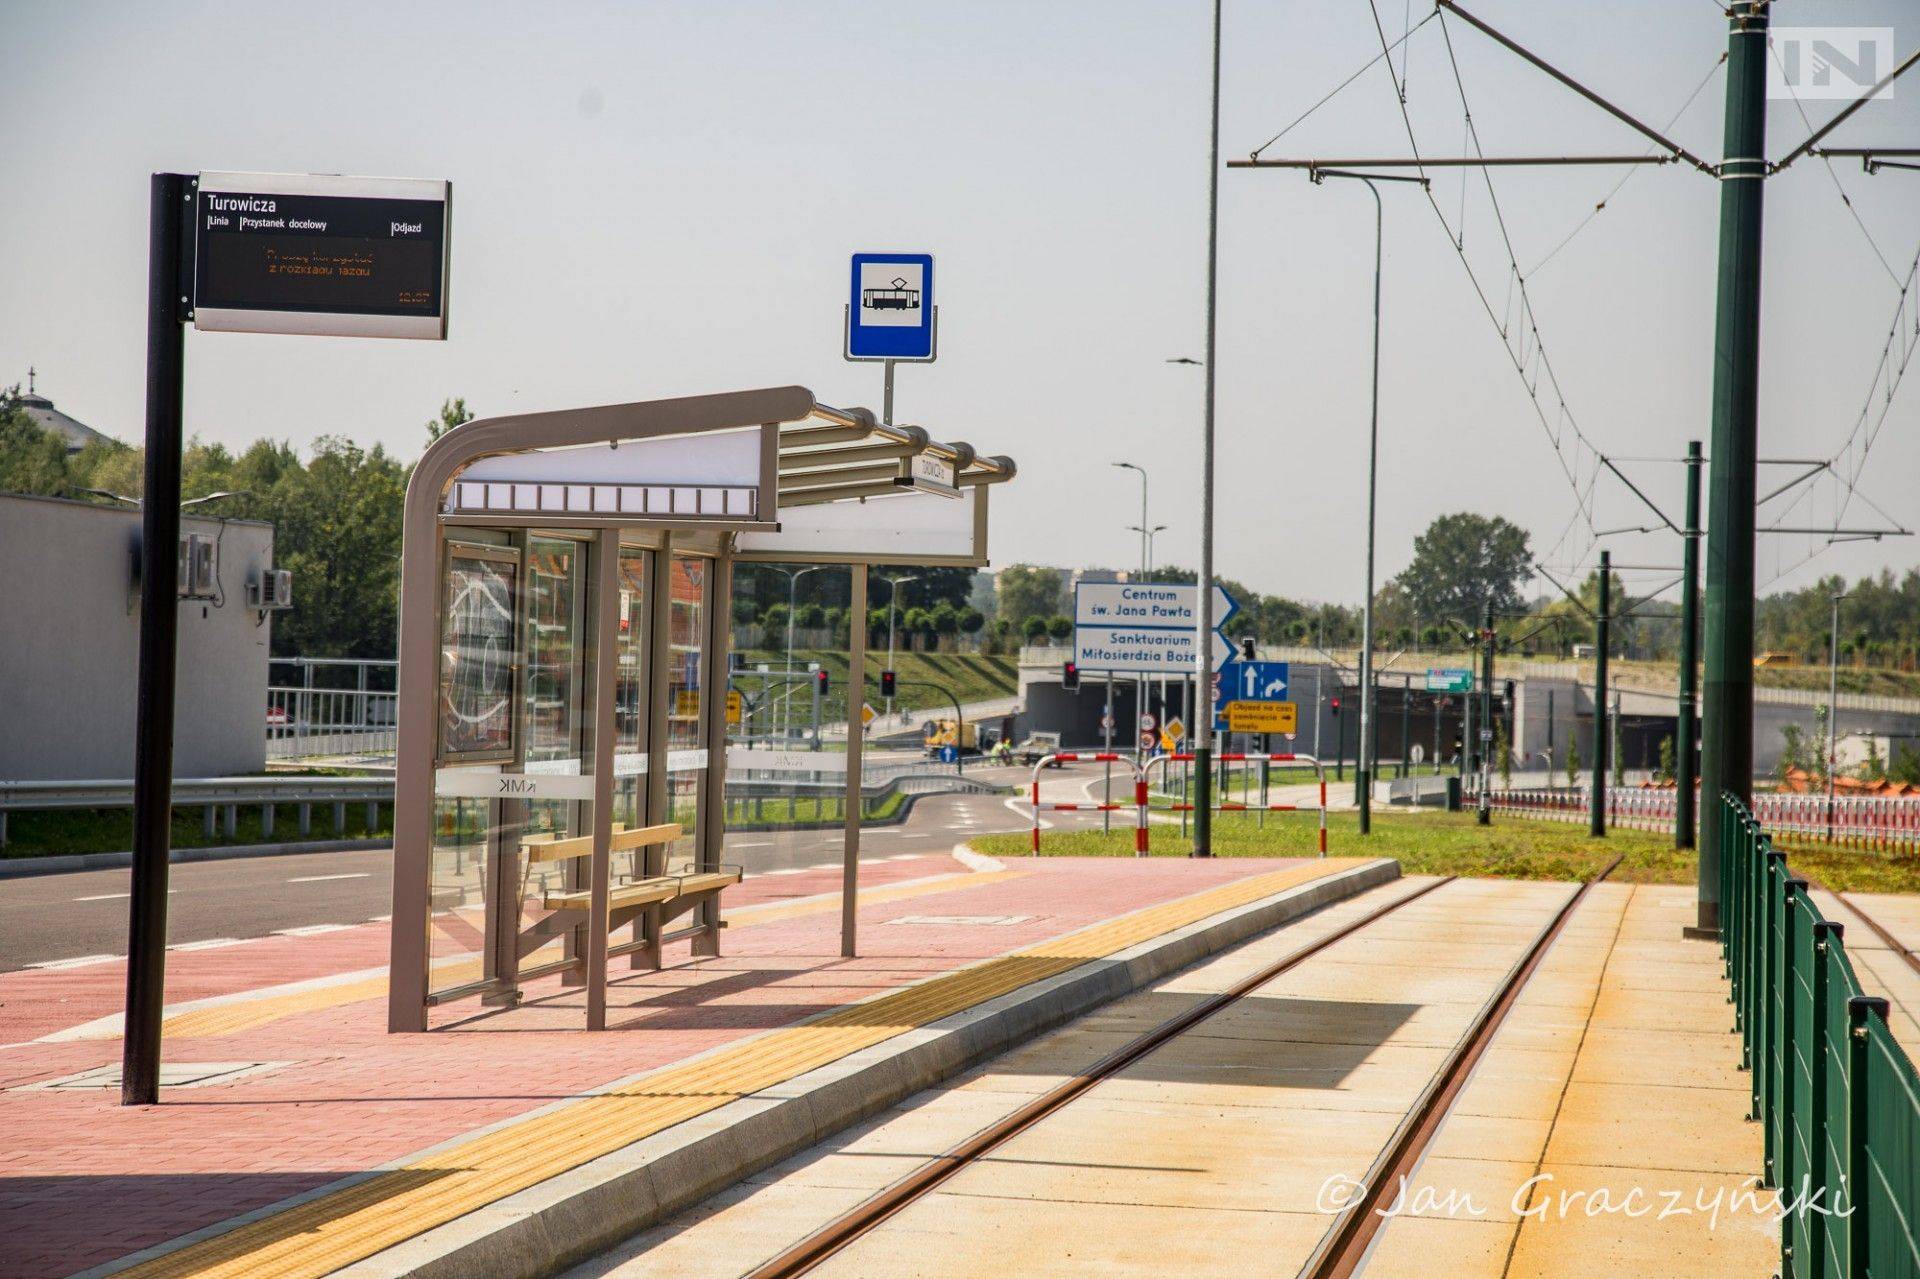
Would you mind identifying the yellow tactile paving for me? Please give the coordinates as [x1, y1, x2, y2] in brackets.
[124, 869, 1030, 1042]
[118, 859, 1367, 1279]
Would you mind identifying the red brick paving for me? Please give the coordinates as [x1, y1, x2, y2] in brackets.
[0, 854, 1308, 1279]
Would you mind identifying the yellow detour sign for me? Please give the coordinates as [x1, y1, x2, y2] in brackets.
[1226, 700, 1297, 734]
[674, 689, 699, 718]
[726, 690, 742, 725]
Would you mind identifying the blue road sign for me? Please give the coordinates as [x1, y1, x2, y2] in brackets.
[847, 253, 935, 361]
[938, 744, 960, 765]
[1213, 660, 1288, 714]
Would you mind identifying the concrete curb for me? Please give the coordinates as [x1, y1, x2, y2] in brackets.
[339, 857, 1401, 1279]
[0, 838, 389, 879]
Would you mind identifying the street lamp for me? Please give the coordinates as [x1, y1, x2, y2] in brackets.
[1112, 462, 1149, 581]
[763, 565, 828, 742]
[881, 573, 920, 716]
[1305, 167, 1427, 835]
[1128, 523, 1169, 573]
[1826, 588, 1849, 841]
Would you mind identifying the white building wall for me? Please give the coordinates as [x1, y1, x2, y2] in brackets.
[0, 494, 273, 780]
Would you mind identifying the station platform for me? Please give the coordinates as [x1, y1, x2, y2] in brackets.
[569, 878, 1780, 1279]
[0, 851, 1387, 1279]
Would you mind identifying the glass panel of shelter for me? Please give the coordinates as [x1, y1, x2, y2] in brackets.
[425, 529, 718, 1012]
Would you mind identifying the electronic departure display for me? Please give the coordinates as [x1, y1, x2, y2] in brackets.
[193, 172, 450, 339]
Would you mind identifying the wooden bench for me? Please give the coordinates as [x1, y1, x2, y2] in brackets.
[512, 822, 741, 962]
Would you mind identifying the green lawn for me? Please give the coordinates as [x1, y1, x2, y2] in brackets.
[2, 803, 393, 858]
[734, 650, 1018, 720]
[973, 808, 1920, 893]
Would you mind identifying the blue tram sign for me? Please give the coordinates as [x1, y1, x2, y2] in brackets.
[846, 252, 935, 361]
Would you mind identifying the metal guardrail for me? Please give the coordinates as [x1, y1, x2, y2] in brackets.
[267, 657, 399, 761]
[0, 776, 393, 846]
[1720, 792, 1920, 1278]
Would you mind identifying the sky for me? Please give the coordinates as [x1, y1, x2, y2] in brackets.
[3, 0, 1917, 607]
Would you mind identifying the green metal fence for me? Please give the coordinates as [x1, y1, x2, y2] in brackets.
[1720, 792, 1920, 1278]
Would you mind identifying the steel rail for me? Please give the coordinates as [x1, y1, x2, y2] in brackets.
[742, 874, 1460, 1279]
[1797, 869, 1920, 981]
[1302, 855, 1623, 1278]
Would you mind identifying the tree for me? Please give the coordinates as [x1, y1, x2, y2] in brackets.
[762, 602, 790, 632]
[1656, 736, 1675, 784]
[1564, 738, 1580, 788]
[996, 565, 1065, 631]
[795, 602, 826, 629]
[959, 607, 985, 637]
[425, 397, 473, 442]
[1046, 615, 1072, 641]
[1021, 615, 1050, 641]
[1392, 513, 1533, 628]
[1778, 723, 1808, 782]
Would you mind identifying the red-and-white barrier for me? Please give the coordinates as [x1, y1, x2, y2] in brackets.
[1144, 753, 1329, 855]
[1489, 786, 1920, 852]
[1029, 753, 1150, 855]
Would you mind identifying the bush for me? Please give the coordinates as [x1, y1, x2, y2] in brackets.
[1046, 615, 1072, 641]
[1022, 616, 1050, 640]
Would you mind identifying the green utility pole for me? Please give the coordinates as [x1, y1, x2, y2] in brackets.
[1591, 550, 1612, 838]
[1476, 599, 1494, 826]
[1676, 440, 1703, 848]
[1696, 1, 1768, 932]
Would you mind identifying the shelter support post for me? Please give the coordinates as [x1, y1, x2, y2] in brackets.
[694, 543, 734, 957]
[640, 533, 675, 971]
[843, 565, 867, 958]
[585, 529, 620, 1029]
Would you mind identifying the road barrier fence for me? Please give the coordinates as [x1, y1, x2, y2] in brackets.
[1491, 786, 1920, 853]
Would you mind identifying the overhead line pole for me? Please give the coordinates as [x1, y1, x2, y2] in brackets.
[1193, 0, 1222, 858]
[1695, 0, 1769, 938]
[1676, 440, 1703, 849]
[1591, 551, 1612, 838]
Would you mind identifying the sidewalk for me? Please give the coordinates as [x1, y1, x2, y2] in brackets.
[0, 851, 1366, 1279]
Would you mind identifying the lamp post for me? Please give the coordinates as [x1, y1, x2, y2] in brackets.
[765, 565, 827, 742]
[1115, 462, 1151, 761]
[1826, 588, 1849, 841]
[1305, 167, 1426, 835]
[882, 573, 920, 717]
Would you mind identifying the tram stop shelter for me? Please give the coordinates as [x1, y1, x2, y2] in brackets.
[387, 386, 1015, 1031]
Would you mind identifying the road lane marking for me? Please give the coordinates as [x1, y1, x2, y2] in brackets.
[169, 938, 246, 951]
[26, 954, 122, 970]
[275, 924, 357, 937]
[286, 873, 372, 883]
[73, 891, 173, 902]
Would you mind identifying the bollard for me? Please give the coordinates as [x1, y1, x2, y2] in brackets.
[1134, 777, 1148, 857]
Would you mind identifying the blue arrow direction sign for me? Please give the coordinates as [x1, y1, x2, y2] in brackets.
[1213, 660, 1288, 711]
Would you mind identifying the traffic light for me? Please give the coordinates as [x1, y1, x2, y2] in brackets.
[814, 669, 829, 696]
[1239, 636, 1256, 662]
[880, 669, 897, 698]
[1330, 696, 1341, 717]
[1062, 660, 1080, 692]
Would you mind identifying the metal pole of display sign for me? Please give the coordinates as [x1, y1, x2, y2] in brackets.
[123, 172, 192, 1108]
[1103, 674, 1114, 834]
[125, 169, 450, 1088]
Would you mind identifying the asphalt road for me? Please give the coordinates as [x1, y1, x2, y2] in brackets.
[0, 762, 1100, 972]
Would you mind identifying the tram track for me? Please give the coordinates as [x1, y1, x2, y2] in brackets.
[1299, 853, 1622, 1278]
[738, 862, 1620, 1279]
[1797, 870, 1920, 979]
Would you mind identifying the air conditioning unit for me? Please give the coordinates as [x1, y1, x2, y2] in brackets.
[247, 568, 294, 610]
[177, 533, 217, 600]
